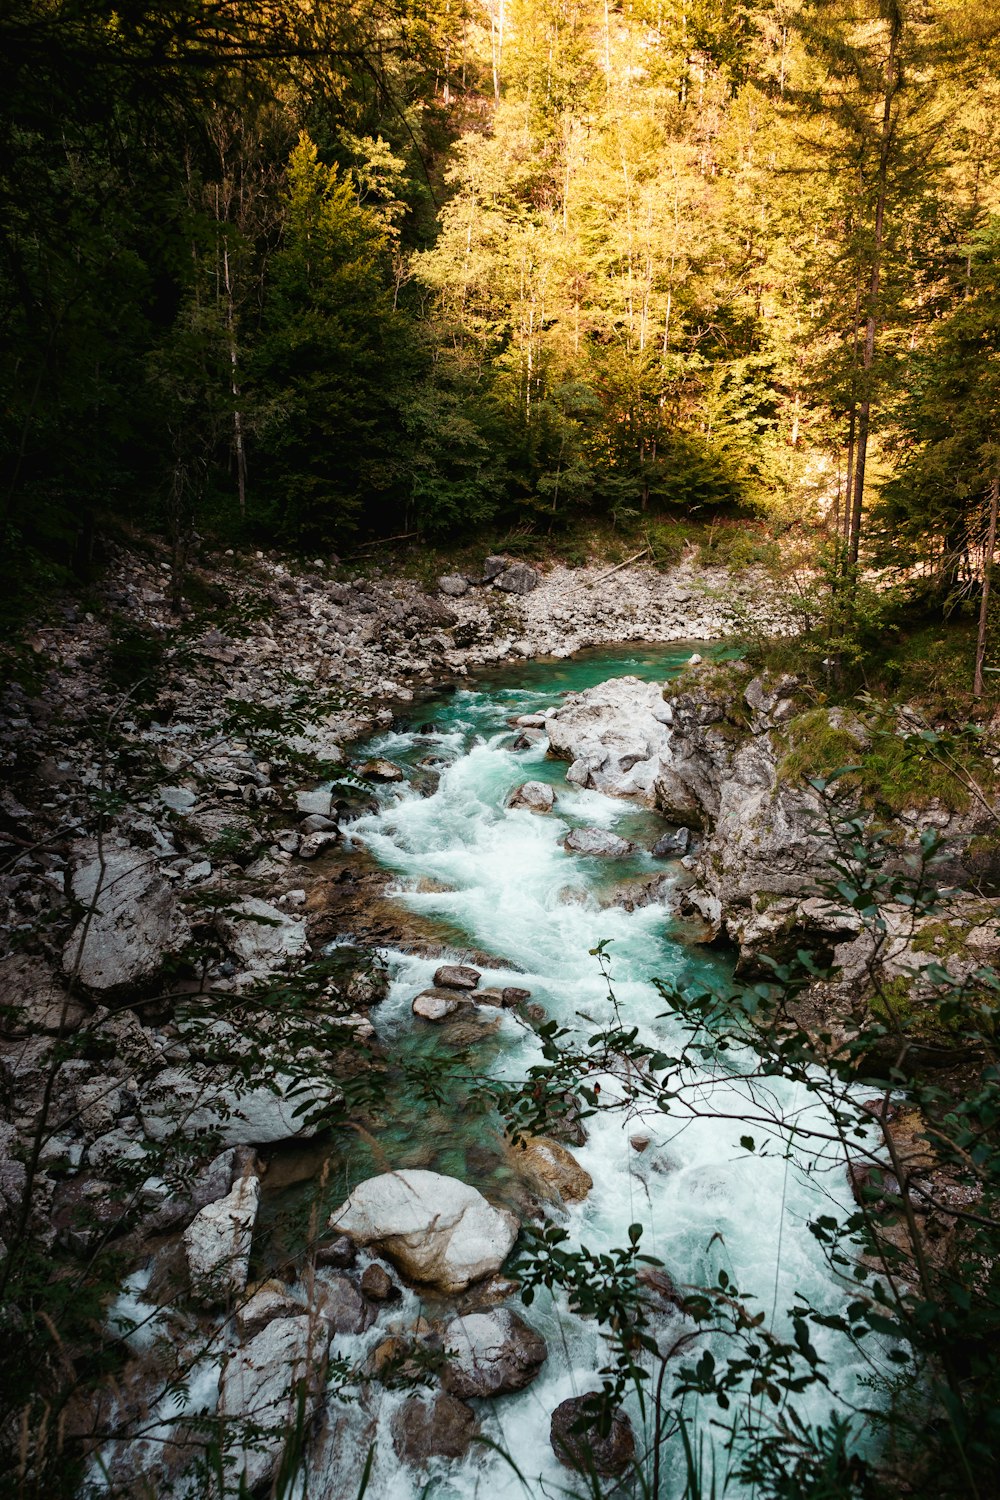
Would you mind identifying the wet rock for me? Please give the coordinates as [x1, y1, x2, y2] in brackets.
[652, 827, 691, 858]
[218, 1316, 330, 1493]
[315, 1234, 356, 1270]
[502, 986, 532, 1007]
[391, 1392, 478, 1466]
[494, 562, 540, 595]
[412, 988, 468, 1022]
[236, 1281, 302, 1339]
[184, 1173, 260, 1304]
[358, 758, 405, 782]
[313, 1270, 377, 1334]
[637, 1265, 682, 1313]
[509, 781, 555, 813]
[360, 1262, 399, 1302]
[441, 1307, 547, 1398]
[563, 827, 635, 858]
[62, 844, 191, 992]
[345, 967, 390, 1006]
[439, 575, 469, 598]
[550, 1396, 635, 1477]
[329, 1169, 519, 1294]
[433, 964, 481, 990]
[509, 1136, 593, 1204]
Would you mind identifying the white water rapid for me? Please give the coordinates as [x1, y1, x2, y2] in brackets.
[302, 649, 886, 1499]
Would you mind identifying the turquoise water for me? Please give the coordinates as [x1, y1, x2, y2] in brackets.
[279, 645, 881, 1499]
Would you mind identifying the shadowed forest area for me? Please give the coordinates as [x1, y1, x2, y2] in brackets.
[3, 0, 999, 595]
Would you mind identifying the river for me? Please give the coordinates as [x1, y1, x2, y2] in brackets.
[265, 644, 883, 1498]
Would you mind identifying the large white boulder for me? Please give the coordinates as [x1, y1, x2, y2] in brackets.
[184, 1174, 259, 1304]
[545, 676, 673, 802]
[218, 1316, 330, 1493]
[329, 1169, 518, 1294]
[217, 897, 308, 980]
[62, 844, 191, 991]
[441, 1308, 547, 1397]
[140, 1066, 335, 1145]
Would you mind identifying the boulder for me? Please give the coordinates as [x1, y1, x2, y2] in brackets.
[502, 986, 532, 1007]
[315, 1234, 356, 1270]
[482, 555, 508, 580]
[329, 1169, 519, 1294]
[217, 1316, 330, 1493]
[509, 1136, 592, 1204]
[441, 1308, 547, 1398]
[494, 562, 540, 595]
[438, 574, 469, 598]
[652, 827, 691, 858]
[509, 781, 556, 813]
[360, 1262, 398, 1301]
[140, 1066, 334, 1146]
[546, 676, 673, 801]
[391, 1393, 478, 1466]
[62, 844, 191, 992]
[296, 788, 335, 819]
[550, 1396, 635, 1477]
[236, 1282, 302, 1339]
[312, 1270, 376, 1334]
[563, 828, 635, 859]
[217, 897, 308, 978]
[412, 988, 468, 1022]
[297, 829, 341, 859]
[433, 964, 481, 990]
[184, 1174, 260, 1304]
[0, 955, 87, 1036]
[358, 759, 405, 782]
[300, 813, 338, 835]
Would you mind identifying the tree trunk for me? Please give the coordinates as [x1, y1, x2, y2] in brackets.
[847, 5, 902, 570]
[974, 477, 999, 697]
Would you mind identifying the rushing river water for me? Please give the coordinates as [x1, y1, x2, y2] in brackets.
[269, 644, 882, 1498]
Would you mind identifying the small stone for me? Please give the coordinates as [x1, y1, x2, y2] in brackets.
[433, 964, 481, 990]
[651, 828, 691, 858]
[158, 785, 197, 813]
[315, 1235, 356, 1270]
[297, 830, 341, 859]
[630, 1134, 651, 1153]
[438, 574, 469, 597]
[502, 987, 531, 1008]
[360, 1263, 399, 1302]
[358, 759, 405, 782]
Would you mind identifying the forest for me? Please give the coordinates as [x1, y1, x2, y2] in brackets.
[4, 4, 1000, 1500]
[3, 0, 999, 590]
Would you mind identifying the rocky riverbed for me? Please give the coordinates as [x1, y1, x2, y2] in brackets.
[1, 541, 990, 1496]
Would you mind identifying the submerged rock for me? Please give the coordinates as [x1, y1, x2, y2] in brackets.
[550, 1396, 635, 1477]
[509, 780, 556, 813]
[329, 1169, 519, 1294]
[184, 1173, 260, 1304]
[652, 827, 691, 858]
[563, 827, 635, 858]
[441, 1307, 547, 1398]
[391, 1392, 478, 1466]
